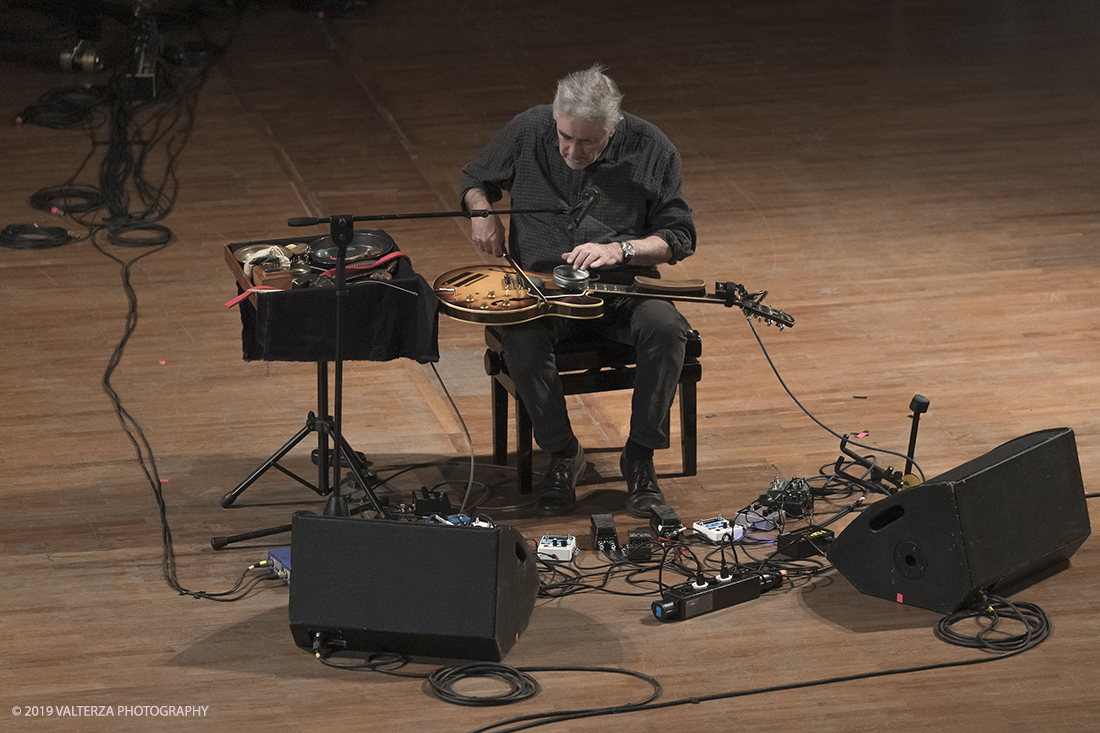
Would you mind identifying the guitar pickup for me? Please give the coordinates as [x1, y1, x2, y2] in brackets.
[442, 271, 490, 288]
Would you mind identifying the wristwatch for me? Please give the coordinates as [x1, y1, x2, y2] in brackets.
[619, 240, 635, 264]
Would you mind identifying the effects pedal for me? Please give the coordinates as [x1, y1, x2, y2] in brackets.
[413, 488, 451, 516]
[650, 504, 684, 539]
[590, 513, 619, 552]
[734, 505, 783, 531]
[776, 525, 835, 558]
[537, 534, 578, 562]
[624, 528, 653, 561]
[692, 515, 745, 543]
[761, 477, 813, 518]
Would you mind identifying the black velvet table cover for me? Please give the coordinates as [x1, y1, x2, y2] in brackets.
[232, 235, 439, 364]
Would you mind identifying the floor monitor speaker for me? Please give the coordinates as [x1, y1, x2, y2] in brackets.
[289, 513, 538, 661]
[828, 427, 1090, 613]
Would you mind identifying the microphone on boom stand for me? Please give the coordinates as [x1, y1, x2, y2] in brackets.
[565, 187, 600, 232]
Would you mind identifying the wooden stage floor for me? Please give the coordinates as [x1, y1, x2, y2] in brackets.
[1, 1, 1098, 730]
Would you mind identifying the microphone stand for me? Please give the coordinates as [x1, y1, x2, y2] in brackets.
[286, 205, 569, 229]
[904, 394, 930, 480]
[321, 214, 367, 517]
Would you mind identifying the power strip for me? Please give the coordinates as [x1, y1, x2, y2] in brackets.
[652, 570, 783, 621]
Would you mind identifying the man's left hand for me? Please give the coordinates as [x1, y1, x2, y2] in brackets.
[562, 242, 623, 272]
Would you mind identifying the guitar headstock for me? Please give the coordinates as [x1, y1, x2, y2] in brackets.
[716, 282, 795, 330]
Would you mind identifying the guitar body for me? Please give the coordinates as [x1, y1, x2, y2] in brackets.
[433, 265, 604, 325]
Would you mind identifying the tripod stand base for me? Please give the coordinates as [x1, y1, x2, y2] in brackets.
[220, 419, 379, 507]
[220, 411, 334, 508]
[220, 360, 383, 510]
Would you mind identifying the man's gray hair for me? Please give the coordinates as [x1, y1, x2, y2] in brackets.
[552, 64, 624, 133]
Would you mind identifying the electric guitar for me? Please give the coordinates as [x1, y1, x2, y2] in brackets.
[432, 265, 794, 329]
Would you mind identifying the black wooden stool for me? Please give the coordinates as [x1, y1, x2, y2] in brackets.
[484, 326, 702, 494]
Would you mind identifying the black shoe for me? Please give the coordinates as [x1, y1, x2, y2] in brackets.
[621, 451, 665, 519]
[536, 444, 585, 516]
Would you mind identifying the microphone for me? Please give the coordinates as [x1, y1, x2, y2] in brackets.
[566, 188, 600, 232]
[287, 216, 324, 227]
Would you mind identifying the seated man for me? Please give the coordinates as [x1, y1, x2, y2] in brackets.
[460, 64, 696, 518]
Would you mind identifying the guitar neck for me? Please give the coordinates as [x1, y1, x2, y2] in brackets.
[584, 281, 722, 305]
[577, 278, 794, 329]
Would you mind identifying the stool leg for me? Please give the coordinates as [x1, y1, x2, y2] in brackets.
[491, 377, 509, 466]
[516, 399, 534, 495]
[679, 382, 698, 476]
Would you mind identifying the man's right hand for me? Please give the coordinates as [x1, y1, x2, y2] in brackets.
[471, 213, 506, 257]
[465, 188, 506, 258]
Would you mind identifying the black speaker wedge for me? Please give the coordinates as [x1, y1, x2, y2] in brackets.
[289, 513, 539, 661]
[828, 427, 1090, 613]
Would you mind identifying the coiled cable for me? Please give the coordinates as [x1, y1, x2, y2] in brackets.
[0, 224, 74, 250]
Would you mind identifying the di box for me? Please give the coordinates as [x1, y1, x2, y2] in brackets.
[829, 428, 1090, 613]
[289, 513, 538, 661]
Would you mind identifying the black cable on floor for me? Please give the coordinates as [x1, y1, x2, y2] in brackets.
[465, 594, 1051, 733]
[429, 663, 542, 707]
[0, 224, 75, 250]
